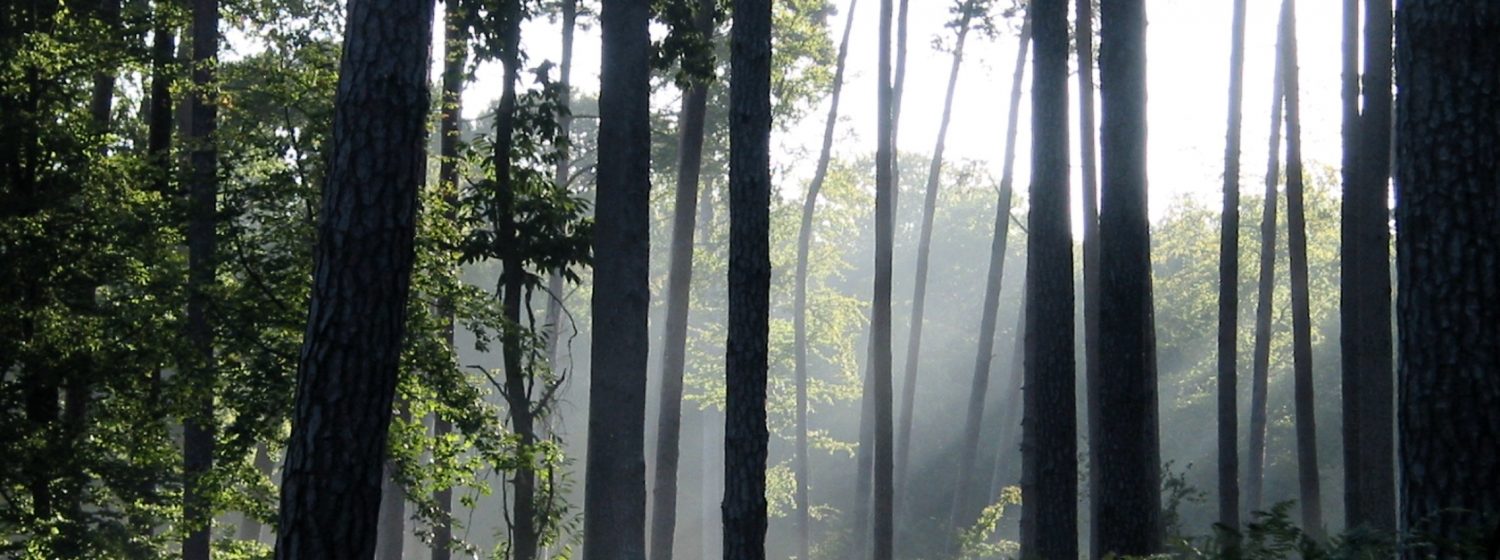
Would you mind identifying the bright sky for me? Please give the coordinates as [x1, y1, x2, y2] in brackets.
[453, 0, 1347, 224]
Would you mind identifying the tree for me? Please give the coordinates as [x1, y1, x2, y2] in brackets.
[723, 0, 771, 556]
[582, 0, 651, 558]
[871, 0, 897, 558]
[1278, 0, 1325, 538]
[432, 1, 469, 558]
[893, 0, 983, 506]
[650, 0, 717, 557]
[1244, 30, 1285, 516]
[1340, 0, 1395, 536]
[1217, 0, 1248, 535]
[792, 2, 857, 559]
[949, 6, 1028, 541]
[1077, 0, 1103, 550]
[1019, 0, 1074, 557]
[1393, 1, 1500, 553]
[183, 0, 220, 553]
[1095, 0, 1161, 554]
[270, 0, 435, 554]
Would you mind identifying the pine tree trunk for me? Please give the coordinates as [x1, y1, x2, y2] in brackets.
[1341, 0, 1396, 536]
[582, 0, 651, 558]
[1277, 0, 1326, 539]
[1076, 0, 1104, 550]
[1244, 39, 1284, 517]
[1096, 0, 1161, 555]
[948, 10, 1028, 540]
[871, 0, 897, 557]
[649, 1, 715, 558]
[792, 3, 857, 559]
[183, 0, 219, 552]
[271, 0, 434, 554]
[1393, 2, 1500, 553]
[893, 3, 974, 507]
[1020, 0, 1076, 557]
[432, 2, 466, 559]
[1217, 0, 1248, 536]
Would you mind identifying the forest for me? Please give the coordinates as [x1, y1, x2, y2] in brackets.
[2, 0, 1497, 557]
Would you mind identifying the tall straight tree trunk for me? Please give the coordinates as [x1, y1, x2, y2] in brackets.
[183, 0, 219, 552]
[1096, 0, 1161, 555]
[1076, 0, 1104, 550]
[583, 0, 651, 558]
[1393, 2, 1500, 553]
[649, 1, 715, 558]
[432, 3, 467, 559]
[1244, 42, 1284, 517]
[1277, 0, 1325, 538]
[987, 301, 1027, 502]
[545, 0, 578, 380]
[722, 0, 771, 556]
[1341, 0, 1396, 536]
[948, 10, 1029, 539]
[272, 0, 435, 553]
[893, 1, 976, 504]
[137, 14, 174, 547]
[1019, 0, 1075, 558]
[378, 405, 410, 560]
[792, 3, 857, 559]
[89, 0, 121, 132]
[1217, 0, 1248, 536]
[871, 0, 897, 558]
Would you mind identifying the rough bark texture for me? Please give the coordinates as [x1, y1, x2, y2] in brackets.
[582, 0, 651, 558]
[792, 3, 856, 559]
[1095, 0, 1161, 555]
[1278, 0, 1326, 538]
[183, 0, 219, 553]
[432, 2, 466, 558]
[1393, 2, 1500, 554]
[1245, 43, 1284, 516]
[872, 0, 896, 558]
[1216, 0, 1247, 537]
[649, 0, 715, 557]
[271, 0, 434, 554]
[948, 11, 1028, 540]
[722, 1, 771, 557]
[1341, 0, 1396, 536]
[1019, 0, 1075, 558]
[893, 3, 974, 507]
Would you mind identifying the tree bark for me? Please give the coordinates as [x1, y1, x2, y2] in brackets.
[1277, 0, 1325, 539]
[1020, 0, 1075, 558]
[183, 0, 219, 552]
[871, 0, 896, 558]
[1340, 0, 1396, 536]
[792, 3, 857, 559]
[432, 2, 467, 559]
[1096, 0, 1161, 555]
[893, 1, 976, 506]
[948, 10, 1029, 540]
[88, 0, 121, 132]
[582, 0, 651, 558]
[1244, 35, 1284, 517]
[649, 1, 715, 558]
[271, 0, 434, 554]
[1076, 0, 1104, 551]
[1393, 2, 1500, 554]
[1217, 0, 1248, 536]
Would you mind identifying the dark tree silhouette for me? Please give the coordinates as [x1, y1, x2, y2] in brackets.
[432, 1, 469, 557]
[1019, 0, 1075, 557]
[1393, 1, 1500, 553]
[271, 0, 435, 554]
[1217, 0, 1248, 535]
[871, 0, 897, 558]
[183, 0, 219, 554]
[1244, 33, 1284, 516]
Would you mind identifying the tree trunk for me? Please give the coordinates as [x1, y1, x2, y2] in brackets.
[850, 343, 875, 560]
[432, 2, 467, 559]
[1341, 0, 1396, 536]
[1393, 2, 1500, 554]
[1096, 0, 1161, 555]
[378, 404, 410, 560]
[88, 0, 121, 132]
[948, 9, 1028, 540]
[1217, 0, 1248, 536]
[183, 0, 219, 552]
[1277, 0, 1326, 539]
[722, 1, 772, 557]
[1020, 0, 1076, 558]
[893, 2, 975, 507]
[544, 0, 577, 379]
[147, 13, 174, 199]
[1244, 36, 1285, 517]
[987, 302, 1026, 503]
[649, 1, 715, 558]
[1076, 0, 1104, 550]
[792, 3, 856, 559]
[871, 0, 897, 558]
[271, 0, 434, 553]
[582, 0, 651, 558]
